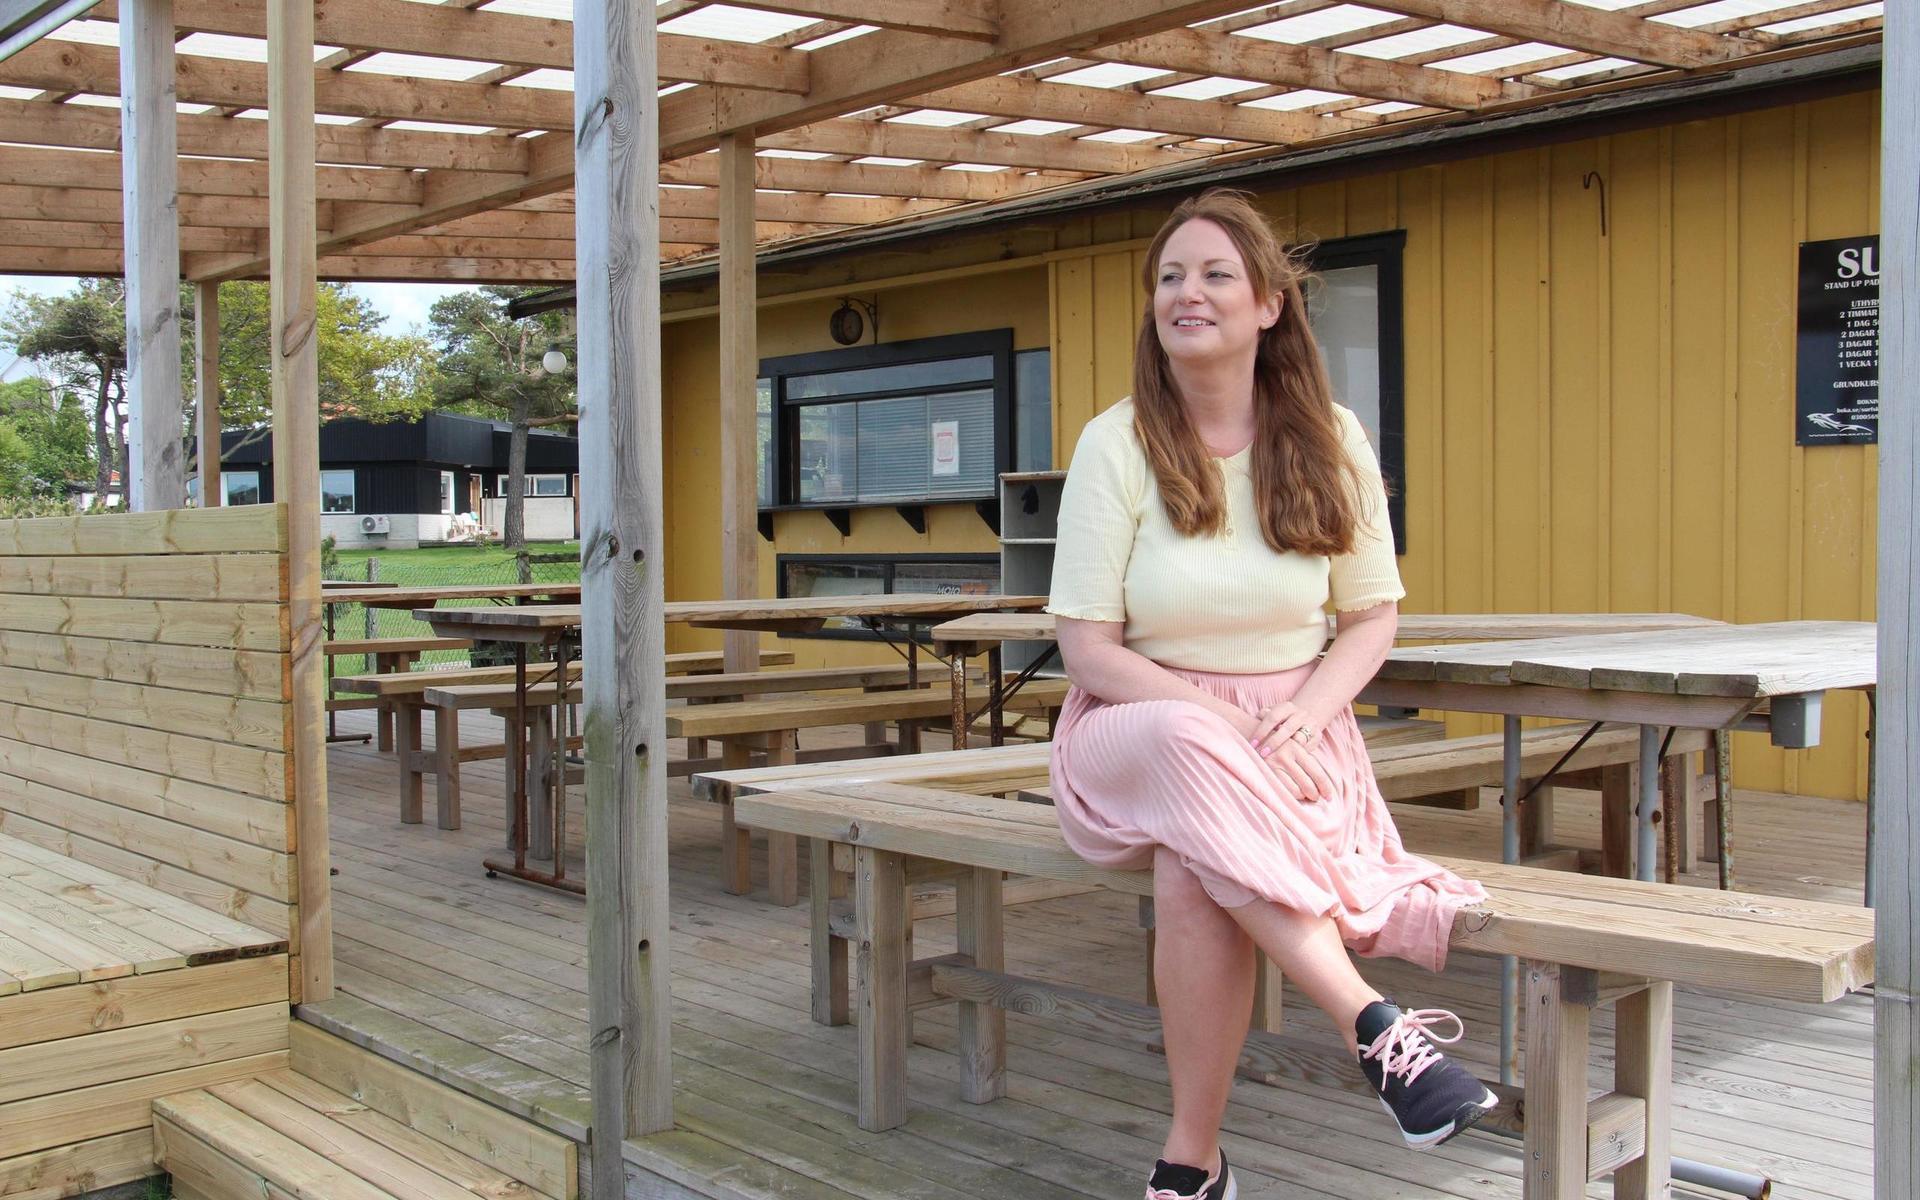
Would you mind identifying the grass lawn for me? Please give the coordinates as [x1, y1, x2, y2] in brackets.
[323, 540, 581, 677]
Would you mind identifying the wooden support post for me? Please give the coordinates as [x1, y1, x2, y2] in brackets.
[809, 840, 849, 1026]
[268, 0, 331, 1006]
[120, 0, 185, 512]
[1877, 8, 1918, 1196]
[1518, 781, 1555, 858]
[1599, 763, 1635, 879]
[766, 729, 799, 907]
[1250, 951, 1284, 1035]
[574, 0, 673, 1169]
[855, 846, 909, 1132]
[718, 131, 760, 678]
[436, 706, 464, 831]
[719, 742, 752, 895]
[194, 281, 221, 508]
[1523, 962, 1592, 1200]
[396, 700, 424, 825]
[1612, 982, 1673, 1200]
[955, 866, 1006, 1103]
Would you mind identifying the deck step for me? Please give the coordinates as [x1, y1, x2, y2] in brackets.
[154, 1028, 576, 1200]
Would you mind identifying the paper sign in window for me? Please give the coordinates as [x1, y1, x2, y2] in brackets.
[930, 419, 960, 477]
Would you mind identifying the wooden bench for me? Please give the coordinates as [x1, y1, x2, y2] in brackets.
[323, 636, 475, 749]
[414, 663, 984, 836]
[701, 721, 1712, 880]
[732, 782, 1873, 1200]
[0, 833, 289, 1195]
[672, 679, 1075, 906]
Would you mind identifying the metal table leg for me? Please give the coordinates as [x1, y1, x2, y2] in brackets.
[1636, 724, 1661, 882]
[1499, 715, 1521, 1087]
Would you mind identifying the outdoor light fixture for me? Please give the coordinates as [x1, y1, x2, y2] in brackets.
[542, 348, 568, 374]
[829, 297, 878, 346]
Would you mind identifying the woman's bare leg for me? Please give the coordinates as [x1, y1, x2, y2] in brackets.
[1224, 899, 1382, 1054]
[1153, 846, 1255, 1171]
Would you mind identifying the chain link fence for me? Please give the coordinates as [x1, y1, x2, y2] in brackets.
[321, 538, 582, 678]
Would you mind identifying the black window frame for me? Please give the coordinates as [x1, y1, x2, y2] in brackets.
[759, 329, 1016, 516]
[775, 551, 1001, 642]
[1302, 230, 1407, 555]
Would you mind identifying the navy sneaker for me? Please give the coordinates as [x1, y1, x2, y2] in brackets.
[1145, 1148, 1235, 1200]
[1356, 1001, 1498, 1149]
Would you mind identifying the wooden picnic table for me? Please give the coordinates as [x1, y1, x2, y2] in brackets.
[321, 582, 581, 609]
[410, 593, 1047, 894]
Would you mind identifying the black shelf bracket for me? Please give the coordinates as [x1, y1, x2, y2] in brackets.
[895, 505, 927, 534]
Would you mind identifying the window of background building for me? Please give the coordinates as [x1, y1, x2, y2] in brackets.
[440, 471, 455, 514]
[778, 553, 1000, 638]
[758, 331, 1016, 511]
[320, 469, 355, 514]
[1014, 348, 1052, 472]
[1304, 231, 1406, 553]
[524, 473, 568, 497]
[224, 471, 261, 506]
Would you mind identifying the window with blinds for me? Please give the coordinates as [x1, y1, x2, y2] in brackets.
[760, 330, 1019, 510]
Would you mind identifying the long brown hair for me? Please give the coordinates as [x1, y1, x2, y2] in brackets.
[1132, 188, 1369, 556]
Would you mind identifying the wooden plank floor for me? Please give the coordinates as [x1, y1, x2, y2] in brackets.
[312, 709, 1874, 1200]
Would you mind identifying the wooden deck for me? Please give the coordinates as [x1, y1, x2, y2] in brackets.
[310, 708, 1873, 1200]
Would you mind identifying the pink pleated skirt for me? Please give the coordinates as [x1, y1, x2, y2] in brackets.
[1048, 662, 1486, 973]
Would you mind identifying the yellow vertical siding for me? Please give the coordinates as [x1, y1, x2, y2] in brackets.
[1046, 92, 1881, 800]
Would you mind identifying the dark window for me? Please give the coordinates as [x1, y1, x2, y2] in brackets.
[1014, 349, 1052, 472]
[320, 469, 356, 514]
[1303, 231, 1406, 554]
[777, 553, 1000, 640]
[759, 330, 1015, 511]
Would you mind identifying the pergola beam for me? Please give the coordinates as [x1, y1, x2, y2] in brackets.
[1083, 25, 1540, 110]
[745, 0, 999, 41]
[93, 0, 812, 93]
[0, 97, 535, 171]
[656, 0, 1290, 156]
[661, 153, 1059, 201]
[761, 118, 1204, 174]
[915, 74, 1363, 144]
[1362, 0, 1765, 70]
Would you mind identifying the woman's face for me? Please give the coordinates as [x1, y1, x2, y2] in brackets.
[1153, 217, 1281, 369]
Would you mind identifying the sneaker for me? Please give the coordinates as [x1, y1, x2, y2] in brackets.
[1145, 1148, 1235, 1200]
[1356, 1001, 1499, 1150]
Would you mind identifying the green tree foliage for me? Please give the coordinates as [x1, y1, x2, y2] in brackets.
[427, 286, 573, 548]
[186, 283, 437, 449]
[0, 376, 92, 499]
[1, 279, 127, 501]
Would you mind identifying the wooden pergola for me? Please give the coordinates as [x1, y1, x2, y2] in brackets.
[0, 3, 1905, 1199]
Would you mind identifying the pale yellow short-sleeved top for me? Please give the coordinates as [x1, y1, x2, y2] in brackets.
[1046, 399, 1404, 673]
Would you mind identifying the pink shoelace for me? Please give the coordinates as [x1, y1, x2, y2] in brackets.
[1358, 1007, 1467, 1086]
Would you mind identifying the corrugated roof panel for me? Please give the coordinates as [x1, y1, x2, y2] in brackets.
[1148, 77, 1263, 100]
[1232, 5, 1400, 45]
[1043, 63, 1174, 89]
[659, 3, 820, 43]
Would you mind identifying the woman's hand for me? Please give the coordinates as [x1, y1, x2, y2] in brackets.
[1248, 700, 1336, 802]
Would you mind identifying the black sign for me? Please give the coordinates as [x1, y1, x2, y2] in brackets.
[1796, 235, 1879, 445]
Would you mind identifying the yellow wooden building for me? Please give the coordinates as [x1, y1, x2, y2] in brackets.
[657, 64, 1882, 802]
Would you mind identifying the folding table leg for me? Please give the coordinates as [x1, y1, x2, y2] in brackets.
[855, 846, 909, 1131]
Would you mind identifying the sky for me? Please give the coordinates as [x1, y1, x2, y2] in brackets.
[0, 275, 478, 383]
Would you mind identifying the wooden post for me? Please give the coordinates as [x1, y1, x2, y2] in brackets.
[268, 0, 332, 1004]
[194, 281, 221, 507]
[574, 0, 674, 1185]
[119, 0, 184, 511]
[1877, 6, 1917, 1196]
[718, 132, 760, 677]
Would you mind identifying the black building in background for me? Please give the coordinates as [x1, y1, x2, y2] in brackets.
[208, 412, 579, 547]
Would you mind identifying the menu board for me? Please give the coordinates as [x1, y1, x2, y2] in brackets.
[1795, 234, 1879, 446]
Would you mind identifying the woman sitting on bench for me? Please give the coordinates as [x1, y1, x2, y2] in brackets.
[1048, 189, 1497, 1200]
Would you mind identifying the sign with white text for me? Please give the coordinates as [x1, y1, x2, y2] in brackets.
[1796, 234, 1879, 445]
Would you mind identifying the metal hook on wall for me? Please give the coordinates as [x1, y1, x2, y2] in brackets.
[1582, 171, 1609, 238]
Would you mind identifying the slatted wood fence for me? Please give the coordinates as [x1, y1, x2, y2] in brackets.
[0, 504, 310, 994]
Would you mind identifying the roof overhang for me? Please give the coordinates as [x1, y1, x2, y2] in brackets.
[0, 0, 96, 64]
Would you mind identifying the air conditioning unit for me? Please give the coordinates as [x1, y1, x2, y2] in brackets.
[359, 515, 391, 536]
